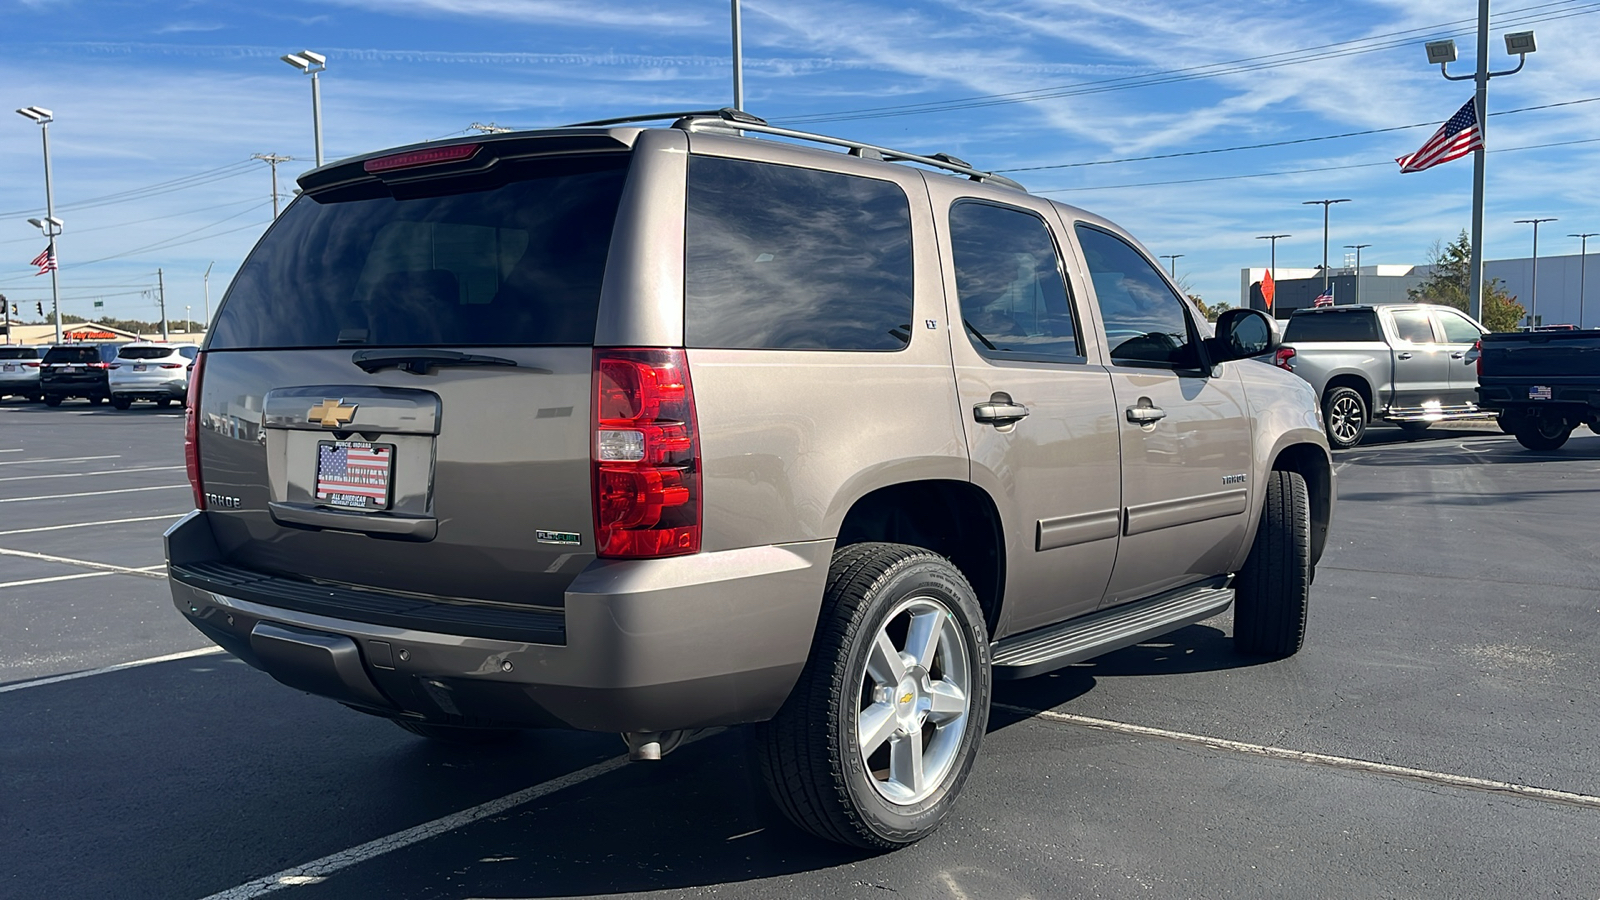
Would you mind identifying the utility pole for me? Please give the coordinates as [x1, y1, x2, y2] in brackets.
[1, 293, 9, 346]
[1570, 233, 1596, 329]
[203, 261, 214, 332]
[252, 154, 292, 218]
[1429, 13, 1537, 321]
[157, 268, 169, 341]
[1344, 244, 1371, 305]
[1159, 254, 1184, 279]
[1515, 218, 1556, 326]
[731, 0, 745, 110]
[1302, 199, 1351, 290]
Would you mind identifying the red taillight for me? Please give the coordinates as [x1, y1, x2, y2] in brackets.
[363, 143, 480, 173]
[1273, 347, 1296, 371]
[592, 348, 701, 559]
[159, 363, 184, 369]
[22, 362, 40, 368]
[88, 362, 111, 369]
[1473, 339, 1483, 377]
[185, 353, 206, 511]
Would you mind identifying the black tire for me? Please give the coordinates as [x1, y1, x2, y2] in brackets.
[391, 719, 519, 745]
[91, 395, 106, 405]
[1514, 418, 1573, 451]
[1233, 470, 1311, 659]
[111, 397, 132, 410]
[43, 395, 62, 407]
[1322, 386, 1367, 450]
[757, 542, 991, 850]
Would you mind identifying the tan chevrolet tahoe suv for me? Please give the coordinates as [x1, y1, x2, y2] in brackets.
[166, 109, 1334, 850]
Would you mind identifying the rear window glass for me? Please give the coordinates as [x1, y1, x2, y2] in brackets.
[116, 346, 173, 360]
[43, 346, 105, 363]
[685, 156, 914, 351]
[1283, 312, 1381, 342]
[209, 155, 630, 349]
[0, 348, 40, 360]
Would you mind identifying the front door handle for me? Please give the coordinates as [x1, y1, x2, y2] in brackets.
[1126, 405, 1167, 424]
[973, 401, 1030, 423]
[1397, 352, 1413, 360]
[1450, 351, 1465, 359]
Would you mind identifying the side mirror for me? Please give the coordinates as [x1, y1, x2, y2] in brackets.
[1208, 308, 1278, 362]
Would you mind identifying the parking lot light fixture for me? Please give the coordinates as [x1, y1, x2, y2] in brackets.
[17, 106, 63, 345]
[1158, 254, 1184, 279]
[1515, 218, 1557, 326]
[1569, 233, 1597, 329]
[1302, 200, 1350, 290]
[281, 50, 327, 166]
[1344, 244, 1371, 305]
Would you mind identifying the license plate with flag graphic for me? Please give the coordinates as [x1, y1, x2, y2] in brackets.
[1529, 385, 1553, 400]
[315, 440, 394, 509]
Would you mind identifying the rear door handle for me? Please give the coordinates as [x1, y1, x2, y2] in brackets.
[1397, 352, 1413, 360]
[1450, 351, 1465, 359]
[973, 401, 1030, 423]
[1126, 405, 1167, 424]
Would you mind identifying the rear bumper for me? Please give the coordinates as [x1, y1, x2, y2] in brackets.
[109, 376, 187, 399]
[165, 510, 829, 733]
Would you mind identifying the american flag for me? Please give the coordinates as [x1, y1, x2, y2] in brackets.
[30, 247, 56, 276]
[316, 442, 392, 505]
[1396, 99, 1484, 173]
[1313, 287, 1335, 308]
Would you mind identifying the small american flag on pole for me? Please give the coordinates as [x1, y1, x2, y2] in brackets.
[1396, 99, 1484, 173]
[1313, 287, 1335, 307]
[30, 247, 56, 276]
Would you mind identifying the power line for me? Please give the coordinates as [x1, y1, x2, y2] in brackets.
[0, 196, 267, 247]
[0, 160, 258, 219]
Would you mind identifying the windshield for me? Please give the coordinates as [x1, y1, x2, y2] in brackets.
[208, 154, 630, 350]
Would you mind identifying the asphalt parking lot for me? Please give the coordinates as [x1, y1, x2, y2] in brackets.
[4, 401, 1600, 900]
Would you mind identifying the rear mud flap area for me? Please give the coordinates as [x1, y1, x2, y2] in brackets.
[248, 621, 396, 712]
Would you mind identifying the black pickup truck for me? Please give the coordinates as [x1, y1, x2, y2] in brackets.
[1475, 329, 1600, 450]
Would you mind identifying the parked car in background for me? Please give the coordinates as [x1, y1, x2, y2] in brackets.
[0, 345, 46, 401]
[1273, 304, 1490, 449]
[40, 343, 123, 406]
[166, 111, 1334, 851]
[108, 342, 199, 409]
[1475, 328, 1600, 450]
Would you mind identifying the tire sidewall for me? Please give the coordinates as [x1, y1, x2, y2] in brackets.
[1323, 387, 1366, 450]
[836, 556, 991, 843]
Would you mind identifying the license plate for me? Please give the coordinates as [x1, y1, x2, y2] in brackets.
[1529, 385, 1552, 400]
[1, 364, 15, 372]
[133, 363, 147, 372]
[315, 440, 395, 510]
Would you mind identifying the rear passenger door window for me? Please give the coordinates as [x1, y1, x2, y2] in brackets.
[1435, 309, 1483, 344]
[1389, 309, 1438, 343]
[1073, 225, 1198, 369]
[685, 156, 914, 351]
[948, 201, 1080, 362]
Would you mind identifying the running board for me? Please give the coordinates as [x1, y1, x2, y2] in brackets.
[991, 584, 1234, 680]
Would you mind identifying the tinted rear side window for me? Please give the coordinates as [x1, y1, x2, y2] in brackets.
[209, 155, 630, 349]
[949, 201, 1080, 361]
[116, 346, 173, 360]
[685, 156, 914, 351]
[43, 346, 102, 363]
[1283, 312, 1381, 342]
[0, 348, 39, 360]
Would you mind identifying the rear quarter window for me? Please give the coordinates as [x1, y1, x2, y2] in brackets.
[1283, 312, 1381, 342]
[116, 346, 173, 360]
[684, 156, 914, 351]
[208, 154, 630, 349]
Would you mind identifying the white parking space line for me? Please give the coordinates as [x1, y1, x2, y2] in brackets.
[0, 484, 188, 503]
[1003, 704, 1600, 813]
[0, 448, 23, 453]
[0, 464, 185, 483]
[0, 546, 169, 580]
[0, 514, 184, 537]
[0, 454, 120, 467]
[199, 728, 722, 900]
[0, 646, 223, 694]
[0, 571, 117, 589]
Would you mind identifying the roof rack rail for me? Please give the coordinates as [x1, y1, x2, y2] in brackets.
[565, 108, 768, 128]
[670, 109, 1026, 192]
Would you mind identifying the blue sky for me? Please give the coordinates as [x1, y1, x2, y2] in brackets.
[2, 0, 1598, 325]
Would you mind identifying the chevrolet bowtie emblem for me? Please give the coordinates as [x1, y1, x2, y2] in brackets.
[899, 692, 915, 706]
[307, 398, 357, 428]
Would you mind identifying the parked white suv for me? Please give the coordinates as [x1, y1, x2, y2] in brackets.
[108, 342, 198, 409]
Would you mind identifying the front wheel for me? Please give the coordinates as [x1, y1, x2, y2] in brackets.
[111, 397, 132, 410]
[757, 542, 991, 850]
[1322, 387, 1367, 450]
[43, 395, 62, 407]
[1233, 470, 1311, 659]
[1514, 418, 1573, 451]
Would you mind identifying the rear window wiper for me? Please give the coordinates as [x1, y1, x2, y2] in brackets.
[351, 349, 520, 374]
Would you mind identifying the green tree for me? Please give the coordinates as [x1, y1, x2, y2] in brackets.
[1408, 230, 1525, 332]
[1175, 275, 1232, 321]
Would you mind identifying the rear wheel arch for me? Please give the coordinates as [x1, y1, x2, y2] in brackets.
[835, 480, 1006, 639]
[1322, 374, 1373, 417]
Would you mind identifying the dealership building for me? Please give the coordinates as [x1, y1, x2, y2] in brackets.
[1241, 251, 1600, 328]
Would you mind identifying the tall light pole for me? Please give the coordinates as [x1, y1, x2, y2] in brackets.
[731, 0, 745, 110]
[1256, 234, 1289, 314]
[1515, 217, 1557, 327]
[203, 261, 214, 332]
[17, 106, 64, 345]
[1303, 199, 1351, 291]
[1426, 21, 1538, 322]
[1158, 254, 1184, 279]
[281, 50, 327, 167]
[1570, 233, 1596, 329]
[1344, 244, 1371, 305]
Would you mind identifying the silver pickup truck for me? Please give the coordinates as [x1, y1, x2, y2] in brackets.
[1273, 304, 1490, 448]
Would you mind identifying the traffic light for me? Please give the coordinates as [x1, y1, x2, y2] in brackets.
[37, 302, 44, 315]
